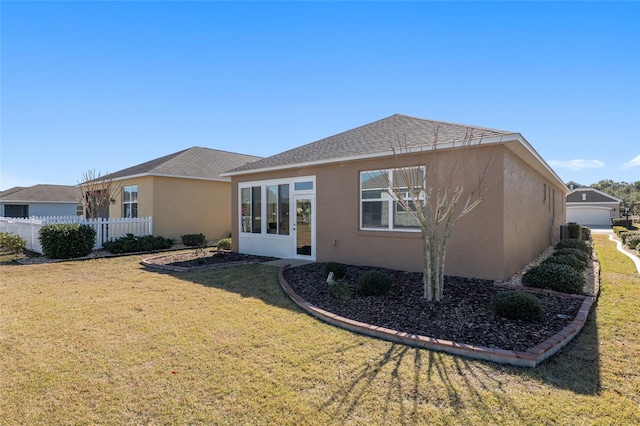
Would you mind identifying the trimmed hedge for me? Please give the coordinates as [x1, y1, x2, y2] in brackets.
[542, 253, 587, 273]
[626, 234, 640, 250]
[357, 270, 392, 296]
[555, 238, 593, 256]
[493, 290, 543, 322]
[102, 234, 175, 254]
[182, 233, 206, 247]
[553, 248, 590, 264]
[522, 262, 585, 294]
[567, 222, 582, 240]
[39, 223, 96, 259]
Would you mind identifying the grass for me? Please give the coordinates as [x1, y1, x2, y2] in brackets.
[1, 236, 639, 424]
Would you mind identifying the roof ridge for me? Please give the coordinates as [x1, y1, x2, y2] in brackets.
[392, 113, 514, 134]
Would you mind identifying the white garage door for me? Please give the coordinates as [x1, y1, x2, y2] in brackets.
[566, 207, 612, 226]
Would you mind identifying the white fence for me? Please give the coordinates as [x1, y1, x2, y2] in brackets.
[0, 216, 153, 254]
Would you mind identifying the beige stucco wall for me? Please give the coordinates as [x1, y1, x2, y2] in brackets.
[110, 176, 232, 241]
[231, 144, 565, 280]
[501, 149, 566, 279]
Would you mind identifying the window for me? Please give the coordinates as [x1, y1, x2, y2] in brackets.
[123, 185, 138, 218]
[360, 167, 424, 230]
[5, 204, 28, 218]
[76, 205, 84, 216]
[266, 184, 289, 235]
[241, 186, 262, 233]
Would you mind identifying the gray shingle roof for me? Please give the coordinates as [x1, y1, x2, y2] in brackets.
[0, 185, 78, 203]
[101, 147, 262, 181]
[566, 188, 622, 203]
[225, 114, 515, 174]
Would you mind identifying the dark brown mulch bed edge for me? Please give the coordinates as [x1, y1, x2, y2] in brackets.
[283, 263, 583, 353]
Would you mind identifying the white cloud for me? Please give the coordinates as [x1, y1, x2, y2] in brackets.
[547, 159, 605, 171]
[621, 154, 640, 169]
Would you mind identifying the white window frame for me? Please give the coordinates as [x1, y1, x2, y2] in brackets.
[238, 176, 315, 237]
[360, 167, 425, 232]
[123, 185, 138, 218]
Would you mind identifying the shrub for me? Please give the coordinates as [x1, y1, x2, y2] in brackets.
[613, 226, 628, 237]
[620, 230, 640, 246]
[323, 262, 348, 280]
[522, 263, 584, 294]
[553, 248, 590, 264]
[0, 232, 26, 253]
[182, 233, 207, 247]
[217, 238, 232, 250]
[581, 226, 592, 241]
[357, 270, 392, 296]
[493, 290, 543, 322]
[102, 234, 175, 254]
[626, 234, 640, 250]
[567, 222, 582, 240]
[542, 253, 587, 273]
[38, 223, 96, 259]
[555, 238, 593, 256]
[328, 280, 351, 300]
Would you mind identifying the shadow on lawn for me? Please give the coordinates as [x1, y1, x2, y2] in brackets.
[146, 263, 601, 401]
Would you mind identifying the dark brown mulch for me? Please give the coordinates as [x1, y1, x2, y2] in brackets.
[147, 249, 277, 268]
[283, 263, 584, 352]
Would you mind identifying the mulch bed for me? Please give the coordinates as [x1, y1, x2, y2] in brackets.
[145, 249, 277, 268]
[283, 263, 584, 352]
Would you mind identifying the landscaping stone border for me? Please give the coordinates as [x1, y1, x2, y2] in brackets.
[277, 263, 600, 368]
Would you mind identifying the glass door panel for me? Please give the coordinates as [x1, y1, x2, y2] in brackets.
[295, 198, 313, 257]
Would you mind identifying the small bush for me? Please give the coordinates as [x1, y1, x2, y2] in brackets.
[613, 226, 628, 237]
[553, 248, 590, 264]
[494, 290, 543, 322]
[542, 253, 587, 273]
[323, 262, 348, 280]
[357, 270, 392, 296]
[102, 234, 174, 254]
[555, 238, 593, 256]
[626, 234, 640, 250]
[217, 238, 232, 250]
[328, 280, 351, 300]
[39, 223, 96, 259]
[182, 233, 207, 247]
[0, 232, 26, 253]
[567, 222, 582, 240]
[522, 263, 584, 294]
[620, 230, 640, 246]
[581, 226, 591, 241]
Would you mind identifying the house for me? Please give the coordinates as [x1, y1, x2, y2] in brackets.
[223, 114, 568, 281]
[0, 184, 82, 218]
[565, 181, 621, 226]
[92, 147, 261, 241]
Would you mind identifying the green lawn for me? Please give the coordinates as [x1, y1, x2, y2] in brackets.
[1, 235, 639, 424]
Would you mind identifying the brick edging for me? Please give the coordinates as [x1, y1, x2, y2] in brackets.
[277, 266, 596, 367]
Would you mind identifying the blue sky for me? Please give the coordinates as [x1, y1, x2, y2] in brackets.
[1, 1, 639, 191]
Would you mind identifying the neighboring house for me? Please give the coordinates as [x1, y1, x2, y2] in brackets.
[565, 181, 622, 226]
[92, 147, 261, 241]
[223, 114, 568, 281]
[0, 184, 82, 218]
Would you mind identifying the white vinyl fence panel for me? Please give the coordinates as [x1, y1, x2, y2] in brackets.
[0, 216, 153, 254]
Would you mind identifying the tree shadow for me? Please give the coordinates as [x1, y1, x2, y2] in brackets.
[147, 263, 601, 408]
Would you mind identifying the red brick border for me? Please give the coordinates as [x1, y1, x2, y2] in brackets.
[277, 266, 597, 367]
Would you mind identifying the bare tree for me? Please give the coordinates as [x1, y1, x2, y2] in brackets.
[371, 127, 504, 302]
[75, 170, 123, 219]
